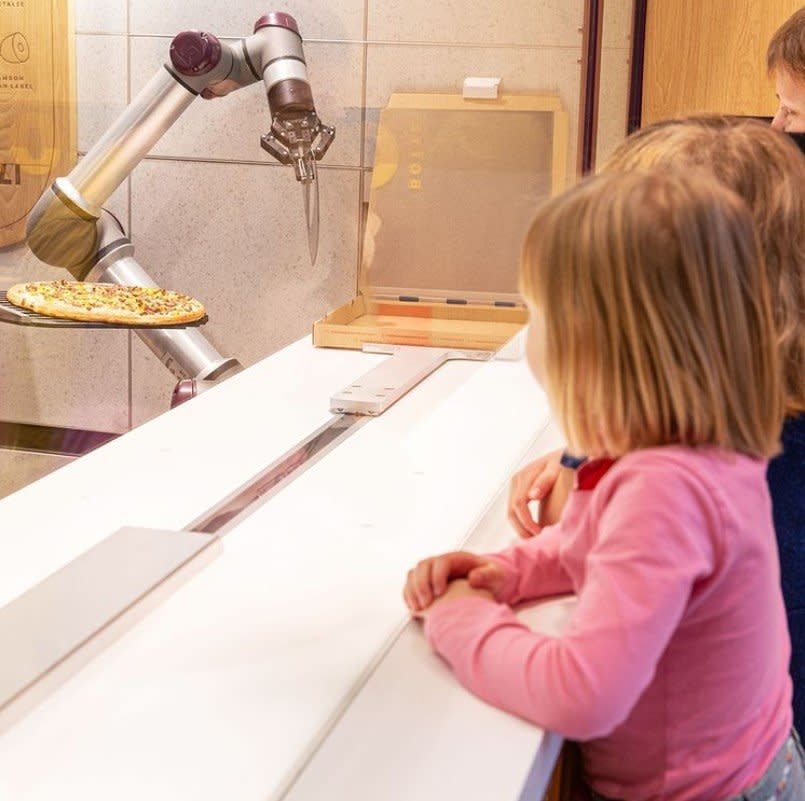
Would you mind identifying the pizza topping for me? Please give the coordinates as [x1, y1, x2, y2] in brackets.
[7, 281, 206, 326]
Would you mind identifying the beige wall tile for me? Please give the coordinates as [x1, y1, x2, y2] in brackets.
[74, 0, 127, 35]
[0, 256, 129, 432]
[129, 38, 364, 168]
[369, 0, 584, 47]
[0, 450, 71, 500]
[76, 35, 129, 155]
[365, 44, 581, 182]
[129, 0, 364, 41]
[129, 161, 360, 425]
[602, 0, 634, 50]
[596, 48, 631, 166]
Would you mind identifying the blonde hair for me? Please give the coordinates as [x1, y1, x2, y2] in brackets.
[768, 8, 805, 79]
[520, 170, 784, 459]
[603, 117, 805, 415]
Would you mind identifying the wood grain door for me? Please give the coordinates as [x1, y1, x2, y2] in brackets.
[642, 0, 801, 124]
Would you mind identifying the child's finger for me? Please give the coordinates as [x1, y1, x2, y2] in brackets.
[510, 499, 541, 538]
[407, 589, 424, 616]
[508, 508, 531, 538]
[412, 560, 435, 609]
[528, 463, 561, 500]
[432, 553, 483, 595]
[432, 557, 452, 596]
[468, 564, 502, 595]
[403, 579, 418, 612]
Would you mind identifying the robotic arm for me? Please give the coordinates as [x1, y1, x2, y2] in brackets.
[25, 12, 334, 402]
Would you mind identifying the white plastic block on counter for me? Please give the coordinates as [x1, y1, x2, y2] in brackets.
[0, 527, 220, 735]
[463, 76, 502, 99]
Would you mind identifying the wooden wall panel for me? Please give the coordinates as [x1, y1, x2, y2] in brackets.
[0, 0, 75, 248]
[643, 0, 801, 124]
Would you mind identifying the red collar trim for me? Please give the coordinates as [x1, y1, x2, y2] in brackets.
[576, 458, 617, 490]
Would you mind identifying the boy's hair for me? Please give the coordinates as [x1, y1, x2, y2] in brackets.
[602, 116, 805, 415]
[768, 8, 805, 78]
[520, 170, 784, 459]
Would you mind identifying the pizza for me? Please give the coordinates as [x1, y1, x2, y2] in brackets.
[6, 280, 206, 326]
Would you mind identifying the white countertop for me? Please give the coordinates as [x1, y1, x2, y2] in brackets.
[0, 340, 384, 609]
[282, 424, 571, 801]
[0, 336, 569, 800]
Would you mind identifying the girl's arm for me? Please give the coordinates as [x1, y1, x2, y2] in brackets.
[485, 522, 573, 604]
[424, 465, 715, 740]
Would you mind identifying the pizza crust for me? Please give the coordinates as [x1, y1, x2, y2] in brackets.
[6, 281, 206, 326]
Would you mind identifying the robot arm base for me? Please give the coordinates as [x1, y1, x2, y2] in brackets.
[171, 360, 244, 408]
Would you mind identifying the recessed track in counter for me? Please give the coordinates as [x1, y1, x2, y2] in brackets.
[186, 413, 368, 536]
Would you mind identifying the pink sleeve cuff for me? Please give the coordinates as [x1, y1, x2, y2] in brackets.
[424, 595, 508, 651]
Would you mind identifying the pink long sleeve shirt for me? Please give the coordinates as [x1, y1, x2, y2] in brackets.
[425, 446, 792, 801]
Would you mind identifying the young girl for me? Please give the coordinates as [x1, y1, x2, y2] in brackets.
[508, 117, 805, 739]
[403, 169, 803, 800]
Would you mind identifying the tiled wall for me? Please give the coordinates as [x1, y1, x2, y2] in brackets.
[0, 0, 634, 440]
[598, 0, 633, 164]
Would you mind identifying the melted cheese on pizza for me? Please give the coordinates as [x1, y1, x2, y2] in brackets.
[7, 280, 205, 324]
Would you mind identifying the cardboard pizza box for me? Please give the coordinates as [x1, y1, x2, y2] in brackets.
[313, 92, 569, 352]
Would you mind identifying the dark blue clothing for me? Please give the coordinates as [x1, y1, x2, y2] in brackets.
[769, 414, 805, 735]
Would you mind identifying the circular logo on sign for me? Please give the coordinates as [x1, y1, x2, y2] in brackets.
[0, 32, 30, 64]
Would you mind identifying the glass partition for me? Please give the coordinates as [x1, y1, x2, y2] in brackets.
[0, 0, 598, 496]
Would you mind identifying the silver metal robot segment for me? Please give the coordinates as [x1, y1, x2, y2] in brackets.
[25, 11, 335, 402]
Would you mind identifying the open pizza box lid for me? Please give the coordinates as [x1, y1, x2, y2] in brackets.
[313, 92, 569, 352]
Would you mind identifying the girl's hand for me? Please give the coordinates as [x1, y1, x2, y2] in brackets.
[508, 449, 564, 538]
[403, 552, 507, 613]
[538, 464, 575, 530]
[411, 579, 495, 619]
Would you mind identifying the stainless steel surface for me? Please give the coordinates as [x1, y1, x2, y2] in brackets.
[260, 114, 335, 180]
[131, 324, 232, 379]
[249, 25, 306, 78]
[69, 68, 196, 207]
[263, 57, 309, 88]
[0, 527, 220, 735]
[0, 291, 208, 330]
[189, 413, 366, 535]
[330, 344, 492, 415]
[0, 421, 117, 457]
[53, 176, 101, 220]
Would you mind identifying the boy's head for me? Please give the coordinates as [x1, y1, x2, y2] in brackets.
[602, 116, 805, 416]
[768, 8, 805, 132]
[520, 170, 784, 460]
